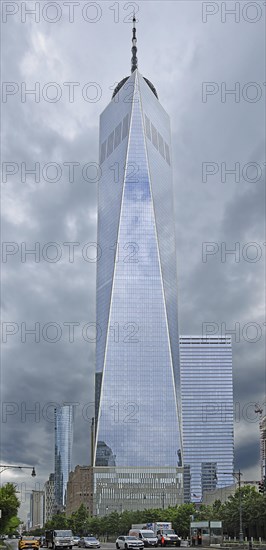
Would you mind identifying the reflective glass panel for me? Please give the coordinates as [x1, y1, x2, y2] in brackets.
[122, 114, 129, 140]
[54, 406, 73, 506]
[100, 140, 107, 164]
[95, 72, 181, 468]
[114, 122, 122, 149]
[107, 131, 114, 157]
[145, 115, 151, 140]
[180, 336, 234, 502]
[165, 142, 171, 165]
[151, 123, 158, 149]
[158, 132, 165, 158]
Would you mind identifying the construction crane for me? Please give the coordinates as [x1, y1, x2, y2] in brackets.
[254, 404, 263, 418]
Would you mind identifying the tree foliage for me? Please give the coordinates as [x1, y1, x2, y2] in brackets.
[44, 487, 266, 540]
[5, 516, 21, 535]
[0, 483, 20, 534]
[45, 504, 197, 538]
[218, 486, 266, 538]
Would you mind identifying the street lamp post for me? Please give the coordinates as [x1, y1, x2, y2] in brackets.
[236, 471, 244, 545]
[0, 465, 36, 477]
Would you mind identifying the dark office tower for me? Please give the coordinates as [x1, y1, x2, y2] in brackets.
[54, 405, 73, 508]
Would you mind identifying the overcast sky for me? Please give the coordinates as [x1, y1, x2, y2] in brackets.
[1, 0, 265, 522]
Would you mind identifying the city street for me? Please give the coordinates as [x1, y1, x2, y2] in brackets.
[5, 542, 191, 550]
[5, 539, 190, 550]
[6, 541, 266, 550]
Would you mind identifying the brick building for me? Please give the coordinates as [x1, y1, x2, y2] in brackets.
[66, 466, 93, 516]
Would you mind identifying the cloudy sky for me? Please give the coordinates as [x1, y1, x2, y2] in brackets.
[1, 0, 265, 521]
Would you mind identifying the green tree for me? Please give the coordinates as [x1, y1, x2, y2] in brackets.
[220, 485, 266, 539]
[171, 503, 196, 537]
[70, 504, 90, 535]
[5, 516, 21, 535]
[87, 517, 101, 537]
[45, 512, 69, 530]
[0, 483, 20, 534]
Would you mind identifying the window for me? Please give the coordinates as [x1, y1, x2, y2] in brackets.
[158, 133, 165, 158]
[151, 123, 158, 149]
[100, 140, 107, 164]
[122, 114, 129, 140]
[107, 131, 114, 157]
[165, 142, 171, 165]
[145, 115, 151, 140]
[114, 122, 122, 149]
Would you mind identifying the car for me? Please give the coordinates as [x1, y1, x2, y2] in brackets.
[72, 538, 80, 546]
[116, 536, 145, 549]
[19, 536, 41, 550]
[78, 537, 100, 548]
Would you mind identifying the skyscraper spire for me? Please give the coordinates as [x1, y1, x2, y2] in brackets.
[131, 14, 138, 73]
[112, 13, 158, 99]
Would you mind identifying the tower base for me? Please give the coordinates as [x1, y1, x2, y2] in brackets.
[93, 466, 184, 516]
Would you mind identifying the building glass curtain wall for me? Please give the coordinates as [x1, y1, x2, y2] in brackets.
[94, 68, 181, 468]
[179, 335, 234, 502]
[260, 416, 266, 480]
[54, 405, 73, 507]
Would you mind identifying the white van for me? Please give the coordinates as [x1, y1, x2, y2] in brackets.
[129, 530, 158, 547]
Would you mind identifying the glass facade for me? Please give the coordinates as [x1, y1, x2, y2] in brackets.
[54, 405, 73, 507]
[179, 336, 234, 502]
[93, 467, 183, 516]
[95, 70, 181, 468]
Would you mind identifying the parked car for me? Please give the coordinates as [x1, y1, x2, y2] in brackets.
[19, 536, 40, 550]
[116, 536, 145, 549]
[78, 537, 100, 548]
[72, 538, 80, 546]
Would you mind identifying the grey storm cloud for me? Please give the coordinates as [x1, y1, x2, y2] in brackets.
[1, 0, 265, 520]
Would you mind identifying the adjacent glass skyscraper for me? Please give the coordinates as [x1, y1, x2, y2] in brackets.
[54, 405, 73, 508]
[179, 335, 234, 502]
[94, 21, 181, 469]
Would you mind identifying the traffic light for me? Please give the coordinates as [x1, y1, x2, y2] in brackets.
[258, 477, 266, 494]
